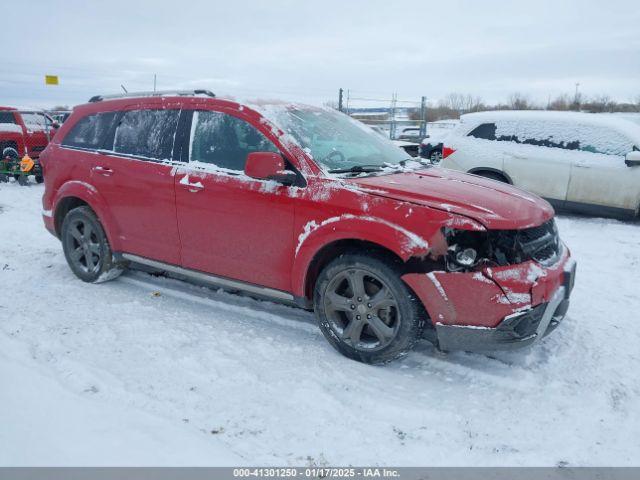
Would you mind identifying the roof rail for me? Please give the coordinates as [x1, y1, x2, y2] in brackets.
[88, 89, 215, 103]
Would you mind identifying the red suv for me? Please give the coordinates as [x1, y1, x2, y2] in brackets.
[40, 90, 576, 363]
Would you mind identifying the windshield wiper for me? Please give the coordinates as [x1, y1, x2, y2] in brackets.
[397, 157, 430, 167]
[328, 165, 384, 174]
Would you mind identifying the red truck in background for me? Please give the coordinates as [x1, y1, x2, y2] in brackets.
[0, 107, 59, 159]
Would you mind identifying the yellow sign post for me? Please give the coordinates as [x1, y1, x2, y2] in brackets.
[45, 75, 59, 85]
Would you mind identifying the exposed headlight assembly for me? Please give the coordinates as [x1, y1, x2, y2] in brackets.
[443, 228, 491, 272]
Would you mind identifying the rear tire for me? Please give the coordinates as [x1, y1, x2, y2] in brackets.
[35, 175, 44, 184]
[16, 175, 29, 186]
[61, 206, 123, 283]
[314, 253, 425, 364]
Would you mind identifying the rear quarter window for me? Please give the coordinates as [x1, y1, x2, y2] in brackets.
[62, 112, 119, 150]
[467, 123, 497, 140]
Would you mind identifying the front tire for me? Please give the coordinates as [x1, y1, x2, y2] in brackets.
[61, 206, 123, 283]
[314, 253, 425, 364]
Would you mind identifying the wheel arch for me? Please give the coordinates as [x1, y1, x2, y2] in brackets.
[467, 167, 512, 184]
[52, 181, 120, 248]
[292, 216, 432, 301]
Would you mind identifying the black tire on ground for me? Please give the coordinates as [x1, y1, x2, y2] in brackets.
[474, 171, 509, 183]
[35, 175, 44, 184]
[61, 206, 124, 283]
[314, 253, 426, 364]
[16, 174, 29, 186]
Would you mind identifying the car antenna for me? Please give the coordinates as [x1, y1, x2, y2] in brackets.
[120, 84, 128, 93]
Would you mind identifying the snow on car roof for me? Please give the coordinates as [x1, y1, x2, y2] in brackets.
[460, 110, 640, 143]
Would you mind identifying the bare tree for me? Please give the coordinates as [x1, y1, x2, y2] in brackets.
[548, 94, 571, 111]
[508, 92, 532, 110]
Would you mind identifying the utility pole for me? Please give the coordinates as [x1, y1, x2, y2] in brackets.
[574, 82, 581, 110]
[338, 88, 343, 112]
[389, 93, 398, 140]
[419, 96, 427, 138]
[154, 74, 157, 93]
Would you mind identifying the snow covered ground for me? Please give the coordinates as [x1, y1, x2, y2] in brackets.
[1, 182, 639, 466]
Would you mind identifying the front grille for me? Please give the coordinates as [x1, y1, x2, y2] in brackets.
[488, 219, 560, 266]
[519, 219, 560, 264]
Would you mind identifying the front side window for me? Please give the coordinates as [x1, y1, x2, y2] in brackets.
[575, 125, 634, 156]
[189, 111, 278, 172]
[113, 109, 180, 160]
[62, 112, 118, 149]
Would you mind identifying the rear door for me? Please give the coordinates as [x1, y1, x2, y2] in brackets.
[88, 105, 182, 264]
[499, 120, 572, 204]
[566, 125, 640, 213]
[174, 108, 296, 293]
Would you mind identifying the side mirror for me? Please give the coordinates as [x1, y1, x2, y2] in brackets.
[245, 152, 297, 185]
[625, 151, 640, 167]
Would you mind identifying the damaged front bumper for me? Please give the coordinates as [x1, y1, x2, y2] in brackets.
[402, 247, 576, 353]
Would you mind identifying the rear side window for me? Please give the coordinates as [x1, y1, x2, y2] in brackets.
[62, 112, 119, 149]
[490, 120, 632, 155]
[113, 109, 180, 160]
[0, 111, 16, 124]
[467, 123, 496, 140]
[189, 110, 278, 172]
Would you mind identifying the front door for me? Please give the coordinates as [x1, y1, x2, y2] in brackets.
[174, 109, 296, 293]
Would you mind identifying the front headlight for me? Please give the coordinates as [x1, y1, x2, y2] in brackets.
[443, 228, 491, 272]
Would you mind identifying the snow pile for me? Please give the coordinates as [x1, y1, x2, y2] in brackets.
[1, 183, 639, 466]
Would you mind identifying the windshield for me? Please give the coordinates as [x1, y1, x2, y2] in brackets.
[264, 106, 411, 172]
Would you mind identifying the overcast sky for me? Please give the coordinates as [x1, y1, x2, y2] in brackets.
[3, 0, 639, 109]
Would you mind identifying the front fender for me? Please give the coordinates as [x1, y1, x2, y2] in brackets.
[52, 180, 120, 249]
[291, 214, 431, 297]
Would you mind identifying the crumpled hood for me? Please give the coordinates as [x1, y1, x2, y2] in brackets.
[350, 168, 554, 230]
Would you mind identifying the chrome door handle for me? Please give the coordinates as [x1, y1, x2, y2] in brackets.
[92, 166, 114, 176]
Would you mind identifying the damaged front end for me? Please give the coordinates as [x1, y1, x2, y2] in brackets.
[402, 218, 576, 352]
[443, 218, 562, 272]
